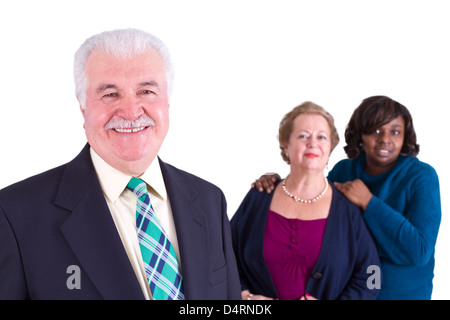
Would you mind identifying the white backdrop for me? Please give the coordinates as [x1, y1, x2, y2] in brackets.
[1, 0, 448, 299]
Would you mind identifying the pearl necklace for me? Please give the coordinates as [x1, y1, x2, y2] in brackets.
[282, 177, 328, 204]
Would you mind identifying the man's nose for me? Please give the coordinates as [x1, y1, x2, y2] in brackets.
[117, 94, 144, 120]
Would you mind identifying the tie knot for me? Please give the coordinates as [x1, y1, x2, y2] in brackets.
[127, 177, 148, 198]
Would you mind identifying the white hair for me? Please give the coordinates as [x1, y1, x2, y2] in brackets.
[74, 28, 174, 109]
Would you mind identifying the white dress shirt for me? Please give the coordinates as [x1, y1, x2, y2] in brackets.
[89, 148, 180, 300]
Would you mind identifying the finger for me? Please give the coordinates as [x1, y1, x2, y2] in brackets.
[253, 174, 279, 193]
[261, 180, 274, 193]
[270, 174, 281, 182]
[305, 293, 318, 300]
[262, 174, 280, 183]
[255, 295, 276, 300]
[262, 175, 278, 193]
[333, 182, 344, 192]
[254, 180, 264, 192]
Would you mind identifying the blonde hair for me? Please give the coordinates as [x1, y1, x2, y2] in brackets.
[278, 101, 339, 163]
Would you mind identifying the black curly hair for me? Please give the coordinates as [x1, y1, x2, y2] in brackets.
[344, 96, 420, 159]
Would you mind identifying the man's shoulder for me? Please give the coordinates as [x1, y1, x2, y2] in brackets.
[0, 164, 66, 201]
[0, 145, 92, 204]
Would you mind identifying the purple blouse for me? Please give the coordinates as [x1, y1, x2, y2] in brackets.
[263, 210, 327, 300]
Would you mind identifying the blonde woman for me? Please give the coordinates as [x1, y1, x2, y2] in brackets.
[231, 102, 379, 300]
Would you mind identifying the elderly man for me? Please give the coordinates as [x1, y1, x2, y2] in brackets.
[0, 29, 240, 300]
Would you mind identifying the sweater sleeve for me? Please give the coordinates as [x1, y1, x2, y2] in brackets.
[219, 191, 244, 299]
[363, 166, 441, 266]
[230, 191, 252, 292]
[337, 205, 380, 300]
[230, 187, 279, 298]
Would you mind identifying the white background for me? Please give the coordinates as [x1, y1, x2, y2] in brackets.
[1, 0, 448, 299]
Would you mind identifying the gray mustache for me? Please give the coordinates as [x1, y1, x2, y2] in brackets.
[104, 115, 156, 130]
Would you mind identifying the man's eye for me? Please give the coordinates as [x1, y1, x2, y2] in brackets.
[103, 92, 118, 98]
[141, 90, 155, 95]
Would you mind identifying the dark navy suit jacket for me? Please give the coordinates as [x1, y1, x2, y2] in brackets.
[0, 144, 240, 299]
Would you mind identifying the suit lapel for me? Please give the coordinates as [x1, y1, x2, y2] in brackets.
[56, 144, 144, 300]
[158, 159, 209, 299]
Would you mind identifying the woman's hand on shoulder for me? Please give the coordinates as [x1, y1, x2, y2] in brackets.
[334, 179, 373, 210]
[251, 173, 281, 193]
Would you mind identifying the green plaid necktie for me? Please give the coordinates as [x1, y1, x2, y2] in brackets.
[127, 177, 184, 300]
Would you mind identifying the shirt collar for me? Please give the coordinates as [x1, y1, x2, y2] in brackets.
[90, 147, 167, 203]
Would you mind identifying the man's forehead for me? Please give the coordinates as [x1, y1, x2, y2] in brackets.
[86, 50, 166, 86]
[86, 49, 165, 69]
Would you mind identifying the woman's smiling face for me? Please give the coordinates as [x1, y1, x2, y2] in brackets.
[361, 115, 405, 175]
[283, 113, 332, 173]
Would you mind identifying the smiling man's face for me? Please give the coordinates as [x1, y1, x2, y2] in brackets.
[80, 50, 170, 177]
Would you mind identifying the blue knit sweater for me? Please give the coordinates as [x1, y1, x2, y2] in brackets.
[328, 155, 441, 299]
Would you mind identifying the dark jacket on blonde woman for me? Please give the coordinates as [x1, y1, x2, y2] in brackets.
[231, 181, 380, 300]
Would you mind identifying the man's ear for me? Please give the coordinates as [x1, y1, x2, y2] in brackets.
[77, 96, 84, 114]
[77, 97, 86, 129]
[78, 97, 85, 114]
